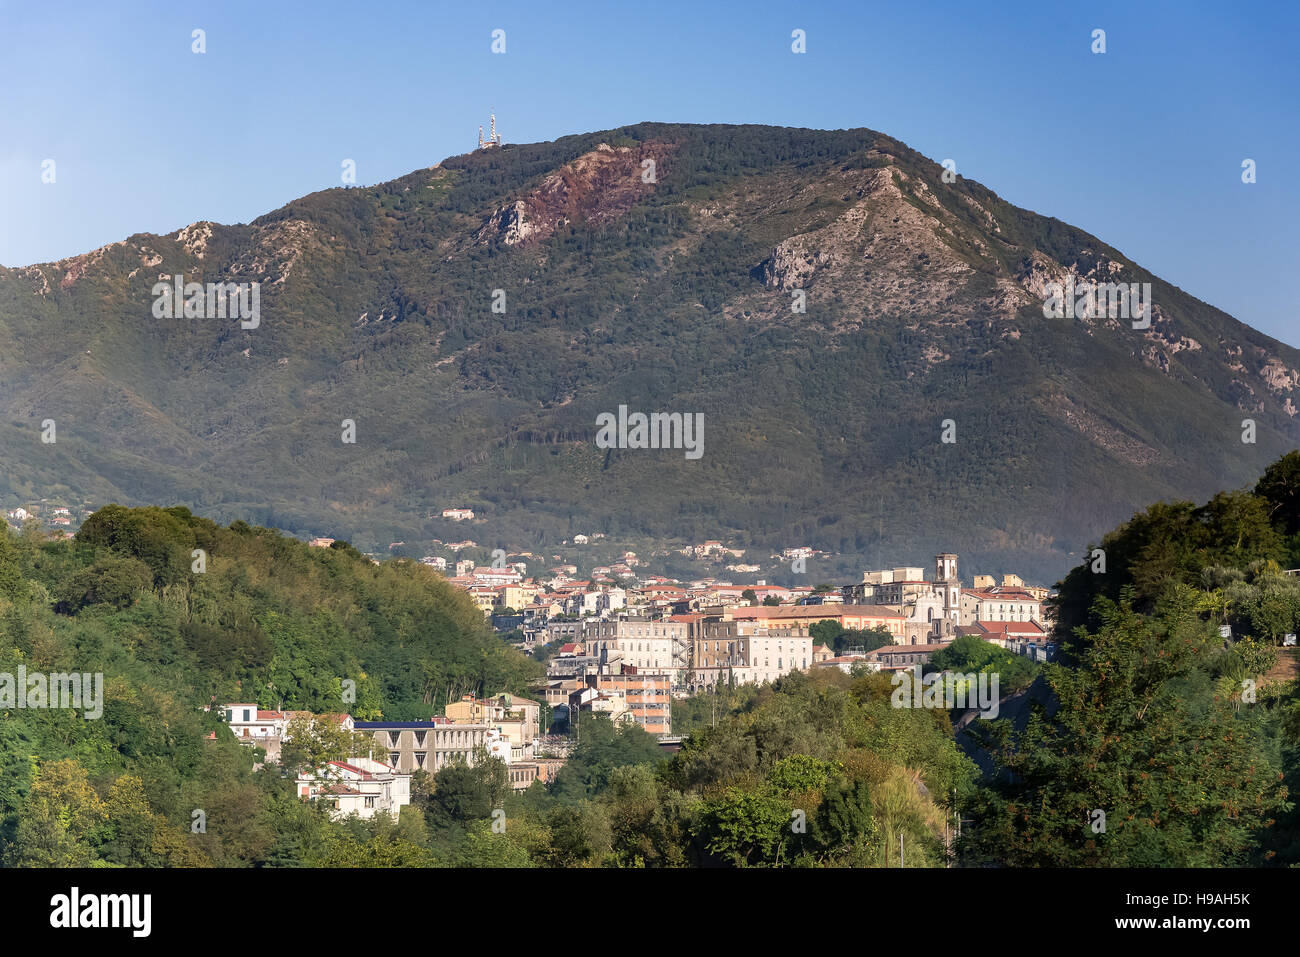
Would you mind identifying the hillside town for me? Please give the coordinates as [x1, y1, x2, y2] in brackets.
[446, 549, 1053, 734]
[5, 503, 1056, 825]
[217, 549, 1054, 824]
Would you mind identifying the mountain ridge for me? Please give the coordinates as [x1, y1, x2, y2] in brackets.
[2, 122, 1297, 580]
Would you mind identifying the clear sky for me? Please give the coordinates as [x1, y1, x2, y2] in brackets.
[2, 0, 1296, 343]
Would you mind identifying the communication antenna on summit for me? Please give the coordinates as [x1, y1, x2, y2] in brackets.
[478, 110, 502, 150]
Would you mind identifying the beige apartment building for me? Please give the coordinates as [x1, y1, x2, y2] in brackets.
[466, 586, 498, 616]
[587, 670, 672, 735]
[843, 566, 925, 602]
[498, 582, 540, 610]
[688, 620, 812, 688]
[353, 721, 489, 775]
[734, 631, 813, 684]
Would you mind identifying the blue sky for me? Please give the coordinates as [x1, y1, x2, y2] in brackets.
[2, 0, 1297, 343]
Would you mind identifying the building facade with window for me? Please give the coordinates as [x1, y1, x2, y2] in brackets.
[579, 618, 690, 675]
[352, 720, 489, 774]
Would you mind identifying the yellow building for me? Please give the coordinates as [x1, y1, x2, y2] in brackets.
[499, 582, 540, 610]
[466, 586, 497, 615]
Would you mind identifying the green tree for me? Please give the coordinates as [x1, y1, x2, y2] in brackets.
[1255, 450, 1300, 537]
[427, 753, 509, 826]
[5, 759, 106, 867]
[278, 715, 378, 774]
[693, 787, 793, 867]
[812, 778, 878, 863]
[963, 598, 1286, 866]
[544, 802, 613, 866]
[549, 715, 663, 802]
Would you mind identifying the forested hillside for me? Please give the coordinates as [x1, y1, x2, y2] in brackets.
[0, 502, 975, 867]
[958, 452, 1300, 865]
[0, 505, 538, 865]
[5, 465, 1300, 866]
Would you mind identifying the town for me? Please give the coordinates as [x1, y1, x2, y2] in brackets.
[218, 543, 1054, 823]
[3, 504, 1056, 824]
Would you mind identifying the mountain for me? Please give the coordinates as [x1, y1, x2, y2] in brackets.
[2, 122, 1297, 580]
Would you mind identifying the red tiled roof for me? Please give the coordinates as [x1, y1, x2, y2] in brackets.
[963, 588, 1038, 601]
[320, 783, 362, 795]
[327, 760, 372, 778]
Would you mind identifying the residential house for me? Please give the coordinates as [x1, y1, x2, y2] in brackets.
[296, 756, 411, 820]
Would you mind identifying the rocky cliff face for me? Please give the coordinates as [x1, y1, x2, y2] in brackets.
[476, 141, 674, 246]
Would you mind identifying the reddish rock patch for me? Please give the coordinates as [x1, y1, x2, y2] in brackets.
[479, 140, 677, 245]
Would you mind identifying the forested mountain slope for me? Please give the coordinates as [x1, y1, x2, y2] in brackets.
[3, 123, 1296, 576]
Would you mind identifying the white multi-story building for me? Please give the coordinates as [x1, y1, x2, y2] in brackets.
[597, 587, 627, 615]
[471, 565, 523, 585]
[733, 632, 813, 684]
[296, 756, 411, 820]
[960, 587, 1043, 624]
[224, 703, 288, 740]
